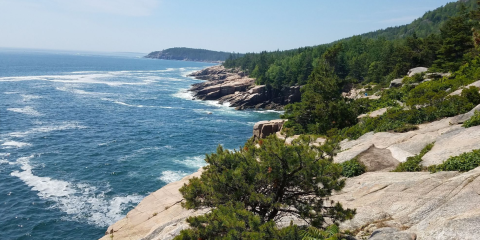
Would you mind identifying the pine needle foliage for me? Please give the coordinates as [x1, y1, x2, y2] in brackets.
[176, 135, 355, 239]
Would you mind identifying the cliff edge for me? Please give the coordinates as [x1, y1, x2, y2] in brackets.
[188, 66, 301, 110]
[101, 105, 480, 239]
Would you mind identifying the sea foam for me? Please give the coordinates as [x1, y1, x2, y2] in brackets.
[2, 141, 32, 148]
[10, 155, 142, 227]
[7, 106, 43, 116]
[7, 122, 86, 138]
[159, 170, 188, 183]
[174, 155, 207, 169]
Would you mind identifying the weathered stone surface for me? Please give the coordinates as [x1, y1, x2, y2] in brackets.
[331, 167, 480, 240]
[358, 107, 388, 119]
[390, 78, 404, 88]
[450, 103, 480, 124]
[407, 67, 428, 77]
[99, 169, 207, 240]
[449, 80, 480, 96]
[422, 125, 480, 166]
[356, 145, 400, 172]
[343, 87, 381, 100]
[335, 110, 480, 166]
[368, 228, 416, 240]
[189, 66, 301, 110]
[253, 119, 286, 139]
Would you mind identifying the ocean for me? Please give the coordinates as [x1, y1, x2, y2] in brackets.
[0, 49, 280, 240]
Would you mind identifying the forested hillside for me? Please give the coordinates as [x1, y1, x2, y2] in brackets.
[357, 0, 477, 40]
[170, 1, 480, 239]
[223, 0, 480, 136]
[145, 47, 242, 62]
[223, 0, 476, 91]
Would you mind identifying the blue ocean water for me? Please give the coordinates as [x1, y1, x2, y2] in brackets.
[0, 49, 280, 240]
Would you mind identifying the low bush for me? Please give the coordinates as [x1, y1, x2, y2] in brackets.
[341, 158, 367, 177]
[393, 124, 419, 133]
[402, 73, 425, 85]
[429, 149, 480, 173]
[461, 86, 480, 105]
[462, 110, 480, 128]
[392, 143, 434, 172]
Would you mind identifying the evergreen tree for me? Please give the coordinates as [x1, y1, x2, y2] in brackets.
[176, 135, 355, 240]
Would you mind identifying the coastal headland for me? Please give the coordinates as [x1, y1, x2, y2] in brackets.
[188, 65, 301, 110]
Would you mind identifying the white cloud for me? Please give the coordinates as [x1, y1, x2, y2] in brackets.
[54, 0, 160, 16]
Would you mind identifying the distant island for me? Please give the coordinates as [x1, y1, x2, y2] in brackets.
[144, 47, 243, 63]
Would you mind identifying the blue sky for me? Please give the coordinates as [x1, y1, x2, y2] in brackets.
[0, 0, 455, 53]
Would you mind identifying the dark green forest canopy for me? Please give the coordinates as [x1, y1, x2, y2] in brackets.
[145, 47, 243, 62]
[223, 0, 477, 90]
[353, 0, 478, 40]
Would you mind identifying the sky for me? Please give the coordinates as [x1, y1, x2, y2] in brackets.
[0, 0, 456, 54]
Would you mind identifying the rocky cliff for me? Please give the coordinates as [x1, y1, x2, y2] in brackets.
[188, 66, 301, 110]
[101, 104, 480, 239]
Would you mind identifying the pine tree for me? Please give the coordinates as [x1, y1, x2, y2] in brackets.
[175, 135, 355, 239]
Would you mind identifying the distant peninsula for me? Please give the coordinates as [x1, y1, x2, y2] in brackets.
[144, 47, 243, 63]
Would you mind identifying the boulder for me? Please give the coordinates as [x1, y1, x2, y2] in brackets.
[407, 67, 428, 77]
[253, 119, 286, 139]
[389, 78, 404, 88]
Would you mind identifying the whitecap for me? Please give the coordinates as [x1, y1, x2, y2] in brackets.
[118, 147, 161, 162]
[7, 106, 43, 116]
[159, 170, 188, 183]
[174, 155, 207, 169]
[21, 94, 42, 102]
[172, 89, 195, 101]
[8, 122, 86, 138]
[2, 141, 32, 148]
[10, 155, 143, 227]
[0, 73, 150, 87]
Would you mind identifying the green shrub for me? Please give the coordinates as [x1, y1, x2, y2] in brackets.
[463, 110, 480, 128]
[341, 158, 367, 177]
[302, 225, 345, 240]
[429, 149, 480, 173]
[393, 124, 419, 133]
[402, 73, 425, 85]
[392, 143, 434, 172]
[461, 86, 480, 105]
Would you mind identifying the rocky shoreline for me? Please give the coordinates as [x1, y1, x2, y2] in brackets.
[101, 103, 480, 239]
[188, 65, 301, 110]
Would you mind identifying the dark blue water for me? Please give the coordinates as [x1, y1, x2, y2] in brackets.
[0, 50, 280, 240]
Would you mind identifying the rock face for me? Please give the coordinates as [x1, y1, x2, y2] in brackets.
[449, 79, 480, 96]
[335, 105, 480, 168]
[99, 169, 208, 240]
[253, 119, 286, 140]
[368, 228, 416, 240]
[331, 167, 480, 240]
[357, 107, 388, 119]
[389, 78, 404, 88]
[407, 67, 428, 77]
[188, 66, 301, 110]
[101, 107, 480, 240]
